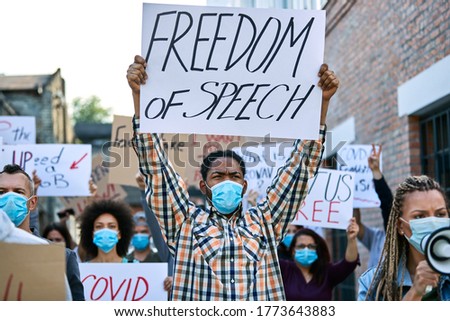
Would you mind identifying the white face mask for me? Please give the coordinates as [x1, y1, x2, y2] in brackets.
[400, 217, 450, 254]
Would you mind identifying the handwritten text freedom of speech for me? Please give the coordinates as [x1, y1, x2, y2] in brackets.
[140, 5, 325, 139]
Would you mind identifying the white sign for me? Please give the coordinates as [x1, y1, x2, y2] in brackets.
[234, 141, 294, 203]
[141, 4, 325, 139]
[337, 144, 381, 208]
[291, 169, 355, 230]
[0, 116, 36, 144]
[0, 144, 92, 196]
[79, 263, 168, 301]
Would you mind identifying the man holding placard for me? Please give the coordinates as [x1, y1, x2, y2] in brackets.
[128, 51, 338, 300]
[129, 0, 337, 302]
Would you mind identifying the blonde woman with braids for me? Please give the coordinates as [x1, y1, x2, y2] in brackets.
[358, 175, 450, 301]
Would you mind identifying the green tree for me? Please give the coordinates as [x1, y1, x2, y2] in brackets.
[72, 96, 112, 123]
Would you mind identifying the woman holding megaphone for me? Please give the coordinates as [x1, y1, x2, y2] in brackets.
[358, 175, 450, 301]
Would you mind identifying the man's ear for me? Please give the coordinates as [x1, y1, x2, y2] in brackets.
[28, 195, 38, 212]
[199, 180, 207, 195]
[242, 180, 248, 196]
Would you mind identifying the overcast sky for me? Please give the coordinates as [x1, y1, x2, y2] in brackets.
[0, 0, 206, 118]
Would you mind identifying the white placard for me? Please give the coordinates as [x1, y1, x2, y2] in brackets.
[337, 144, 382, 208]
[79, 263, 168, 301]
[291, 169, 355, 230]
[234, 141, 294, 203]
[141, 4, 325, 139]
[0, 144, 92, 196]
[0, 116, 36, 144]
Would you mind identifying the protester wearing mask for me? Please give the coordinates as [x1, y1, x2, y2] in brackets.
[127, 55, 340, 300]
[279, 218, 359, 300]
[0, 164, 85, 300]
[126, 211, 161, 263]
[278, 224, 303, 260]
[79, 199, 137, 263]
[358, 175, 450, 301]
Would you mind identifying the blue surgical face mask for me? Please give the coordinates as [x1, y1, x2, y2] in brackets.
[282, 234, 294, 248]
[93, 228, 119, 253]
[132, 233, 150, 251]
[401, 217, 450, 254]
[207, 180, 243, 215]
[0, 192, 31, 227]
[294, 248, 318, 267]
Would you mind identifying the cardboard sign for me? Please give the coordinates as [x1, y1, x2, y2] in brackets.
[291, 169, 355, 230]
[60, 154, 127, 216]
[0, 144, 92, 196]
[337, 144, 382, 208]
[79, 263, 168, 301]
[107, 115, 190, 186]
[0, 116, 36, 144]
[0, 243, 66, 301]
[140, 4, 325, 139]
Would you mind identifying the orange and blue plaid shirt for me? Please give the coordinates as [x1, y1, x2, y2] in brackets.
[132, 117, 325, 300]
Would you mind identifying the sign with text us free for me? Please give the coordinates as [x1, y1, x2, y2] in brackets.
[292, 168, 355, 230]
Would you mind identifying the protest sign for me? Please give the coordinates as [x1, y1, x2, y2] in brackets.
[337, 144, 382, 208]
[107, 115, 190, 186]
[233, 141, 294, 204]
[0, 144, 92, 196]
[0, 116, 36, 144]
[60, 154, 127, 216]
[140, 4, 325, 139]
[291, 169, 355, 230]
[0, 243, 66, 301]
[79, 263, 168, 301]
[0, 144, 36, 176]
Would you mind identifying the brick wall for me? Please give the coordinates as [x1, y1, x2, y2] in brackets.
[325, 0, 449, 187]
[324, 0, 450, 295]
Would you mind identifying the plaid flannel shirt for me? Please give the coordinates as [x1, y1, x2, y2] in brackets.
[132, 117, 325, 300]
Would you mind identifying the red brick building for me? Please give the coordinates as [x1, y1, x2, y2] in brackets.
[323, 0, 450, 298]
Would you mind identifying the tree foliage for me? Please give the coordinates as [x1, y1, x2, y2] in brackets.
[72, 96, 112, 123]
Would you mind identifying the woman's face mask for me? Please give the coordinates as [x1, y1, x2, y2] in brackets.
[0, 192, 31, 227]
[294, 248, 318, 267]
[400, 216, 450, 254]
[93, 228, 119, 253]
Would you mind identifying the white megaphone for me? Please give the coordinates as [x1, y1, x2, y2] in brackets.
[421, 226, 450, 275]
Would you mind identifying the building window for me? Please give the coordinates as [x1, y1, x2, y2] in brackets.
[420, 106, 450, 199]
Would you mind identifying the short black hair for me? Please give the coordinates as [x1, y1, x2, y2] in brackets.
[200, 150, 246, 181]
[0, 164, 34, 195]
[79, 199, 134, 260]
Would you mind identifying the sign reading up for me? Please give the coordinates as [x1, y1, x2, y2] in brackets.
[0, 144, 92, 196]
[140, 4, 325, 139]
